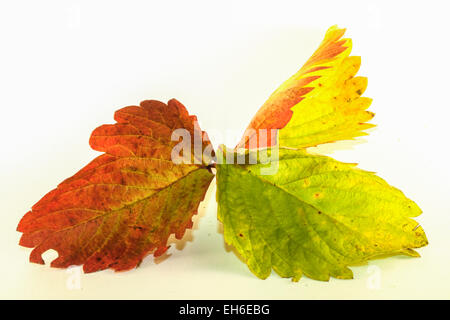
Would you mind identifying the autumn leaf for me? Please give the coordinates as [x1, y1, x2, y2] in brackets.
[17, 99, 214, 273]
[237, 25, 374, 149]
[216, 147, 427, 281]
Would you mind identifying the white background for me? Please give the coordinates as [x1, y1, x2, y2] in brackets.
[1, 0, 449, 299]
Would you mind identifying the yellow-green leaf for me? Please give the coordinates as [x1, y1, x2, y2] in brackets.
[216, 147, 427, 281]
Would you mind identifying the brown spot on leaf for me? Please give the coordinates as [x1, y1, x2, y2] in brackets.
[313, 192, 323, 199]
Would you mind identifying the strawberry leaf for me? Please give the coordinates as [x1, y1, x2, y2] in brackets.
[237, 26, 374, 149]
[216, 147, 427, 281]
[17, 99, 214, 273]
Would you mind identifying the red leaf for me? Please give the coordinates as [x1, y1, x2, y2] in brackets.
[17, 99, 215, 273]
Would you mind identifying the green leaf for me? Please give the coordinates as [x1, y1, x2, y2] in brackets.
[216, 147, 428, 281]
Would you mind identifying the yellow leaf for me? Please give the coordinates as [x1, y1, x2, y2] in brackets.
[238, 25, 375, 149]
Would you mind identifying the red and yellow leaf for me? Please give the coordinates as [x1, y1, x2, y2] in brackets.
[237, 25, 374, 149]
[17, 99, 214, 273]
